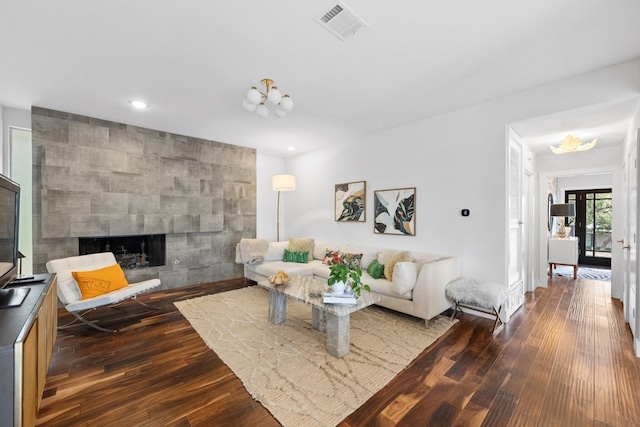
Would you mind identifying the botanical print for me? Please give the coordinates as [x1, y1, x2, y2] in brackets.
[374, 187, 415, 235]
[335, 181, 366, 222]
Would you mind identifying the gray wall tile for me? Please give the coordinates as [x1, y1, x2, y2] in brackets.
[32, 107, 255, 281]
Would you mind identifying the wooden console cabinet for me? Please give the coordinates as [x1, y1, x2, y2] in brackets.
[0, 274, 57, 427]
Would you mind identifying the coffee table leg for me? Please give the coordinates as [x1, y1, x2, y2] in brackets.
[268, 290, 286, 324]
[326, 312, 350, 357]
[312, 306, 326, 331]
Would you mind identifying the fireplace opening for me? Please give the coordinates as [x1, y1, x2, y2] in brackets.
[79, 234, 166, 269]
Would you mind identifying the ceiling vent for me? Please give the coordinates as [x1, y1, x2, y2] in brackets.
[315, 2, 369, 41]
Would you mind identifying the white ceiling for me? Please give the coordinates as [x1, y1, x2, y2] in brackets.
[1, 1, 639, 158]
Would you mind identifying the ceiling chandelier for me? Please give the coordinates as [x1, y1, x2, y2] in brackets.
[550, 135, 597, 154]
[242, 78, 294, 118]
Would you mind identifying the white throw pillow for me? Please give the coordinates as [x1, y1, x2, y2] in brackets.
[313, 240, 339, 261]
[264, 241, 289, 261]
[392, 262, 418, 295]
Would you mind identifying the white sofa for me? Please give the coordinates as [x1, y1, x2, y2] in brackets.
[236, 239, 461, 323]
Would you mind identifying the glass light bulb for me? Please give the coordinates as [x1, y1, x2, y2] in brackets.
[246, 87, 262, 105]
[279, 96, 293, 112]
[267, 87, 282, 105]
[274, 107, 287, 118]
[255, 104, 269, 118]
[242, 98, 257, 112]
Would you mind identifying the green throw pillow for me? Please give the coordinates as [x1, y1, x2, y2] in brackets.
[367, 259, 385, 279]
[283, 249, 309, 263]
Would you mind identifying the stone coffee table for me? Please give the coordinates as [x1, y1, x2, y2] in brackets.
[257, 275, 380, 357]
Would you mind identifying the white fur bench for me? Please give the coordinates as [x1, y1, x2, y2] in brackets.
[445, 278, 507, 333]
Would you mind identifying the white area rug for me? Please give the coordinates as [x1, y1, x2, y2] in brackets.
[174, 286, 456, 427]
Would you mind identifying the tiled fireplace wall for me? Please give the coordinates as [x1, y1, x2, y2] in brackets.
[31, 107, 256, 289]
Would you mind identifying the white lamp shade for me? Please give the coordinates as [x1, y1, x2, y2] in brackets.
[274, 107, 287, 118]
[267, 87, 282, 105]
[242, 98, 257, 112]
[255, 104, 269, 118]
[279, 95, 294, 112]
[272, 174, 296, 191]
[246, 87, 262, 105]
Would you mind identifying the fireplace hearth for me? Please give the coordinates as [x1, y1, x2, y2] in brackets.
[79, 234, 166, 269]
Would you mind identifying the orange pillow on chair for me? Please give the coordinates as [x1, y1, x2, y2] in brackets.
[72, 264, 129, 299]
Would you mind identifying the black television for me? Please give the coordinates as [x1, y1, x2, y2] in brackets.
[0, 173, 22, 307]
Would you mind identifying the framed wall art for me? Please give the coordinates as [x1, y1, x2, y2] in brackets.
[335, 181, 366, 222]
[373, 187, 416, 235]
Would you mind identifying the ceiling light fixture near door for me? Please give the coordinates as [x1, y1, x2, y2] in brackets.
[128, 100, 148, 110]
[242, 79, 294, 118]
[550, 135, 597, 154]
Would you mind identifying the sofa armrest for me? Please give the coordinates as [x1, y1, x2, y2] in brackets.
[411, 256, 461, 320]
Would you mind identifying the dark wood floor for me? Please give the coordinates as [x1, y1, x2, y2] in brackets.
[36, 275, 640, 426]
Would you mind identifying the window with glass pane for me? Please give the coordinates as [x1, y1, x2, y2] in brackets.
[566, 193, 576, 228]
[594, 192, 612, 257]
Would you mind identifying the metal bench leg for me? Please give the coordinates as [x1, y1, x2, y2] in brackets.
[492, 306, 504, 334]
[450, 301, 463, 321]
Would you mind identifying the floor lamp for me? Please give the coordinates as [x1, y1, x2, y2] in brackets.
[272, 174, 296, 242]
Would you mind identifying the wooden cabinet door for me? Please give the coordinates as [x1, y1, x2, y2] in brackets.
[36, 280, 58, 407]
[22, 319, 38, 427]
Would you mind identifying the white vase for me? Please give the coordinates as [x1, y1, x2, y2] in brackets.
[331, 281, 346, 294]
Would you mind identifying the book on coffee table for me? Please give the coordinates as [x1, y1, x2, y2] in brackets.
[322, 291, 358, 305]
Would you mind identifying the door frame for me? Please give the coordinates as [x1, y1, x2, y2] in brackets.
[537, 166, 623, 298]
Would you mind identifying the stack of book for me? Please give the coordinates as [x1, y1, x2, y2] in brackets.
[322, 290, 358, 305]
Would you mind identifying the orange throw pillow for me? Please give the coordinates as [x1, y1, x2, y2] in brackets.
[72, 264, 129, 299]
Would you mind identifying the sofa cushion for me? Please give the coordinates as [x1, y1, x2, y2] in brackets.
[392, 262, 418, 295]
[265, 241, 289, 261]
[384, 251, 412, 281]
[289, 237, 314, 262]
[340, 245, 379, 269]
[313, 264, 331, 280]
[367, 259, 385, 279]
[313, 240, 340, 261]
[340, 252, 363, 270]
[364, 275, 412, 300]
[248, 260, 318, 277]
[323, 250, 341, 265]
[378, 250, 399, 266]
[283, 249, 309, 263]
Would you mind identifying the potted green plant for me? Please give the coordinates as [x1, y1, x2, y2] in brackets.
[327, 263, 371, 297]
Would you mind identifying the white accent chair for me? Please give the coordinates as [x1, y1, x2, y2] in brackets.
[46, 252, 162, 333]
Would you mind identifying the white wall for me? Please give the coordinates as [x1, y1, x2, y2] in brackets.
[283, 103, 507, 283]
[260, 59, 640, 285]
[256, 153, 285, 241]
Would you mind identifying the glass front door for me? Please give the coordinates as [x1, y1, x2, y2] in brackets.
[566, 189, 612, 267]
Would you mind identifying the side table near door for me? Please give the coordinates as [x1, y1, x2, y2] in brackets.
[549, 237, 579, 279]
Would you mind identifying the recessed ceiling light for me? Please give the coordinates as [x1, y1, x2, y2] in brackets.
[287, 146, 295, 151]
[128, 100, 148, 109]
